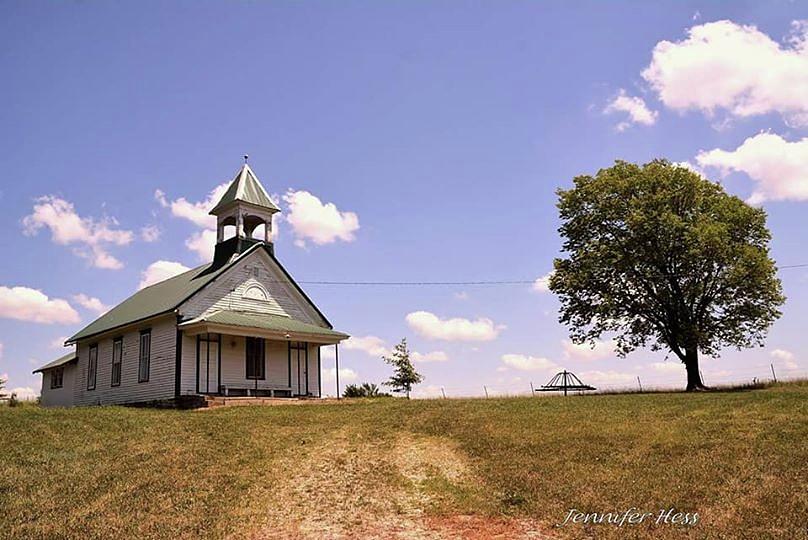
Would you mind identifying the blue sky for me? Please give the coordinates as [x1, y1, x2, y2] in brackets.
[1, 1, 807, 398]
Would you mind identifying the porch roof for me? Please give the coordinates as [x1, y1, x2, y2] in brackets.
[33, 351, 77, 374]
[179, 310, 349, 344]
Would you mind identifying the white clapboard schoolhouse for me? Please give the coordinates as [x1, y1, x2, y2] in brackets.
[35, 164, 348, 407]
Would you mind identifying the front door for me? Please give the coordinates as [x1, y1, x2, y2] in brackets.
[198, 334, 220, 394]
[290, 342, 308, 396]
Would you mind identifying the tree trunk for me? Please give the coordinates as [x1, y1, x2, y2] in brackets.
[684, 347, 708, 391]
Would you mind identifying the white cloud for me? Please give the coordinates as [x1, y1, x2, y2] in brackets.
[140, 225, 161, 242]
[696, 133, 808, 205]
[22, 196, 134, 269]
[282, 190, 359, 247]
[454, 291, 469, 300]
[9, 387, 39, 400]
[157, 183, 229, 229]
[562, 338, 615, 361]
[185, 229, 217, 262]
[642, 20, 808, 127]
[532, 272, 553, 293]
[0, 286, 80, 324]
[674, 161, 707, 179]
[406, 311, 504, 342]
[343, 335, 447, 363]
[412, 351, 449, 363]
[604, 89, 658, 130]
[72, 294, 110, 315]
[154, 189, 169, 208]
[650, 361, 685, 373]
[342, 335, 390, 358]
[50, 336, 69, 349]
[411, 384, 444, 399]
[579, 370, 636, 386]
[770, 348, 794, 361]
[771, 349, 798, 370]
[500, 354, 558, 372]
[320, 346, 336, 361]
[322, 367, 359, 384]
[138, 260, 190, 289]
[157, 183, 230, 261]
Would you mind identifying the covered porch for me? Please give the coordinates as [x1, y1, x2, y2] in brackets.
[179, 311, 348, 398]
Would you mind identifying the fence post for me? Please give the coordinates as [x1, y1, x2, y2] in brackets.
[530, 381, 535, 397]
[637, 376, 642, 392]
[771, 363, 777, 383]
[484, 385, 489, 399]
[441, 386, 446, 399]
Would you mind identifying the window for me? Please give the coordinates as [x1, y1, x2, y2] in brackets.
[243, 285, 267, 300]
[246, 337, 265, 379]
[87, 344, 98, 390]
[50, 367, 64, 389]
[139, 330, 151, 383]
[111, 338, 123, 387]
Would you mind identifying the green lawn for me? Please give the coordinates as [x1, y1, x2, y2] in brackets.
[1, 381, 806, 539]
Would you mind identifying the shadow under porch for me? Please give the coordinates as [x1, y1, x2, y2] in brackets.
[188, 333, 322, 398]
[177, 310, 349, 399]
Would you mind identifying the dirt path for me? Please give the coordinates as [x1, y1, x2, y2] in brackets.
[245, 429, 554, 539]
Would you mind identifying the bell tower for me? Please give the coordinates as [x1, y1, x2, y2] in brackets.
[209, 159, 280, 260]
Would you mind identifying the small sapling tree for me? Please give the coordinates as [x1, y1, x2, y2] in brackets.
[382, 338, 424, 399]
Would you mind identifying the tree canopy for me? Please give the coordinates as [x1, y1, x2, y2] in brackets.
[549, 160, 784, 391]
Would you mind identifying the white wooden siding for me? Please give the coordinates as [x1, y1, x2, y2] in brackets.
[308, 344, 321, 397]
[72, 315, 177, 406]
[179, 333, 197, 396]
[180, 335, 320, 396]
[266, 340, 289, 387]
[218, 336, 291, 392]
[39, 364, 76, 407]
[179, 249, 328, 327]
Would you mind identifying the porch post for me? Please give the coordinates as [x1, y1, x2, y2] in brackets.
[335, 343, 340, 400]
[206, 338, 211, 393]
[217, 333, 222, 395]
[195, 335, 200, 394]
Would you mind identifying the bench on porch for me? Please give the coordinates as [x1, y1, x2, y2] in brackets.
[219, 385, 293, 398]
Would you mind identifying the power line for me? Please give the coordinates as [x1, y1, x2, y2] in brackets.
[294, 280, 535, 286]
[283, 263, 808, 287]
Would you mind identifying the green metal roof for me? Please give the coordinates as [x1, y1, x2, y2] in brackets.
[67, 243, 335, 343]
[33, 351, 77, 374]
[67, 261, 227, 343]
[186, 310, 349, 340]
[209, 163, 280, 214]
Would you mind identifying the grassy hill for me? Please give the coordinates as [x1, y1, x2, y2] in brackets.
[1, 382, 806, 539]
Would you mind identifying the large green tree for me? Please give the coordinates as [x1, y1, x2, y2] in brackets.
[549, 160, 784, 391]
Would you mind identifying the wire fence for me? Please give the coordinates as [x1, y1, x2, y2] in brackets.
[322, 365, 808, 399]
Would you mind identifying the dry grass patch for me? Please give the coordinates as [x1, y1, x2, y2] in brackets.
[247, 429, 526, 539]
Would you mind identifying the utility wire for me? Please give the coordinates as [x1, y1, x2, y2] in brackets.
[281, 263, 808, 287]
